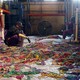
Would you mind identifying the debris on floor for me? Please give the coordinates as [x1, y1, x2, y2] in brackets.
[0, 35, 80, 80]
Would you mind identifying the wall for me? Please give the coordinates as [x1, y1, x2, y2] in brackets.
[0, 3, 2, 8]
[23, 1, 64, 35]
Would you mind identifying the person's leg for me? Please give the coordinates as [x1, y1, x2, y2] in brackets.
[63, 29, 73, 39]
[63, 30, 68, 39]
[8, 37, 19, 46]
[18, 37, 24, 47]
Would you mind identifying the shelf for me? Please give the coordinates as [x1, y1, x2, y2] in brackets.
[0, 8, 10, 14]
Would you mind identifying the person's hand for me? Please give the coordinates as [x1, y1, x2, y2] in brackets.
[27, 38, 31, 43]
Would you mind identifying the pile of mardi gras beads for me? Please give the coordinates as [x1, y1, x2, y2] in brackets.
[40, 72, 64, 79]
[2, 67, 41, 80]
[0, 39, 80, 80]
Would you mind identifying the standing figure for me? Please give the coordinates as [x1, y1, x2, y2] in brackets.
[63, 16, 75, 39]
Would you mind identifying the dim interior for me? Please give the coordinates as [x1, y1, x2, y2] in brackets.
[0, 0, 80, 80]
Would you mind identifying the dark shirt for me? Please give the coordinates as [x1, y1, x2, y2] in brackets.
[4, 26, 24, 46]
[6, 26, 23, 37]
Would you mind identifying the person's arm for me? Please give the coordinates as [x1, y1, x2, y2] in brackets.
[7, 34, 18, 40]
[19, 33, 31, 43]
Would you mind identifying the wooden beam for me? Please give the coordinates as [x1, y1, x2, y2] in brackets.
[28, 13, 65, 16]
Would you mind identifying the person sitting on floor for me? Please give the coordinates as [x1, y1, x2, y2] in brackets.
[4, 21, 31, 46]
